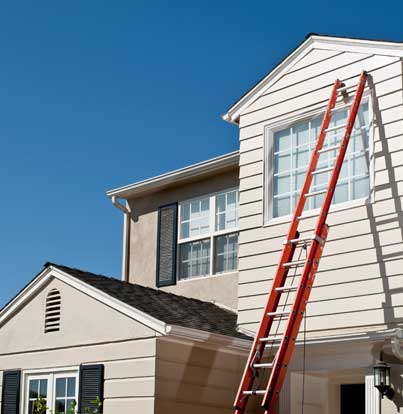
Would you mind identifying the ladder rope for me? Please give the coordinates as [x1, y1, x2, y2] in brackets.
[301, 307, 307, 414]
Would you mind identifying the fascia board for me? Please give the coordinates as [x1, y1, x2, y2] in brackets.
[106, 151, 239, 200]
[223, 35, 403, 124]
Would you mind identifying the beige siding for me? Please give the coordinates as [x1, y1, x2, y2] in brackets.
[154, 338, 257, 414]
[0, 278, 158, 414]
[127, 168, 239, 309]
[237, 48, 403, 338]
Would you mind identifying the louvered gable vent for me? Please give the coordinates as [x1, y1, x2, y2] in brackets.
[44, 288, 61, 333]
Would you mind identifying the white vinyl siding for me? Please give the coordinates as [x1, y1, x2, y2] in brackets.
[237, 49, 403, 337]
[178, 189, 239, 279]
[270, 102, 370, 218]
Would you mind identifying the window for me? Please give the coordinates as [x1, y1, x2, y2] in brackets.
[178, 189, 239, 279]
[26, 372, 78, 414]
[268, 102, 370, 219]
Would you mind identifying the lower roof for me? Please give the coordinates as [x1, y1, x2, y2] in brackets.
[45, 262, 250, 340]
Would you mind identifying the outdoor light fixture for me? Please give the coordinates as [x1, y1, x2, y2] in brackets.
[373, 354, 394, 400]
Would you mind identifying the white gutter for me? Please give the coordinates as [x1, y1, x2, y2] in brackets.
[111, 196, 131, 282]
[106, 151, 239, 200]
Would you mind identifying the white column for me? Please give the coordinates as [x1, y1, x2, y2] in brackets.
[365, 374, 380, 414]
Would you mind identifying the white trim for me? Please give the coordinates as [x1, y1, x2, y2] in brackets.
[22, 368, 79, 414]
[106, 151, 239, 199]
[165, 324, 252, 353]
[222, 35, 403, 123]
[0, 266, 168, 335]
[237, 326, 403, 347]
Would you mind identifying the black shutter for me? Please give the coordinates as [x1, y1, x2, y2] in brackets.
[1, 370, 21, 414]
[78, 364, 104, 414]
[156, 203, 178, 287]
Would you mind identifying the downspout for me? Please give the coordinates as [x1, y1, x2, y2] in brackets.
[390, 328, 403, 361]
[111, 196, 131, 282]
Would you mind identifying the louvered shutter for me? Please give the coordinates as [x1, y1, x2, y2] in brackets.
[78, 364, 104, 414]
[156, 203, 178, 287]
[1, 371, 21, 414]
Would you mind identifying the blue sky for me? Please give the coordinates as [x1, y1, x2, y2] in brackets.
[1, 0, 402, 307]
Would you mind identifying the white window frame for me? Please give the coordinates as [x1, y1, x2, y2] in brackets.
[22, 368, 79, 414]
[264, 92, 374, 225]
[177, 188, 239, 280]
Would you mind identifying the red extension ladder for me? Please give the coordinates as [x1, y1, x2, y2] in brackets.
[234, 71, 368, 414]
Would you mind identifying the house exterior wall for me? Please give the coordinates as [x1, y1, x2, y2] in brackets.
[127, 168, 239, 309]
[154, 337, 258, 414]
[236, 49, 403, 338]
[0, 278, 158, 414]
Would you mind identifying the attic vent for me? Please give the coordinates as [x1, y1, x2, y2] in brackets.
[44, 288, 61, 333]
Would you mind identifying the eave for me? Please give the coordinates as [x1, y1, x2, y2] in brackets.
[106, 151, 239, 200]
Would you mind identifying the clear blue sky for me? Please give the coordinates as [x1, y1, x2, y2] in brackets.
[1, 0, 402, 307]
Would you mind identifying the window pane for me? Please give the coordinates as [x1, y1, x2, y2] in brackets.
[274, 128, 291, 152]
[67, 378, 76, 398]
[215, 190, 239, 231]
[274, 174, 290, 195]
[271, 103, 370, 218]
[39, 379, 47, 398]
[180, 197, 210, 239]
[55, 399, 65, 414]
[29, 380, 39, 399]
[273, 196, 290, 217]
[56, 378, 66, 398]
[179, 239, 211, 279]
[215, 233, 238, 273]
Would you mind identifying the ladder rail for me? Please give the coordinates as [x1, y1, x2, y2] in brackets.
[233, 78, 342, 414]
[261, 71, 368, 412]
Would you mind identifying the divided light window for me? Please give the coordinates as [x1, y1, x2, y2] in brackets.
[178, 189, 239, 279]
[26, 372, 78, 414]
[269, 102, 370, 219]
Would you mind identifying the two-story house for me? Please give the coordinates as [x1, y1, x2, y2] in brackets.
[1, 34, 403, 414]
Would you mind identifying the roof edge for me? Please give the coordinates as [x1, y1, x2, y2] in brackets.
[0, 265, 168, 335]
[223, 33, 403, 124]
[106, 151, 239, 200]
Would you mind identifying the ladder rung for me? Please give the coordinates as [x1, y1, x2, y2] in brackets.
[283, 236, 312, 245]
[259, 336, 283, 342]
[325, 123, 347, 133]
[267, 310, 290, 317]
[304, 188, 327, 198]
[318, 144, 340, 154]
[243, 390, 266, 396]
[283, 259, 306, 268]
[311, 166, 334, 175]
[275, 284, 299, 292]
[253, 362, 274, 369]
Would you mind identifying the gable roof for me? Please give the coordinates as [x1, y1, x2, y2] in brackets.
[0, 262, 250, 342]
[223, 33, 403, 124]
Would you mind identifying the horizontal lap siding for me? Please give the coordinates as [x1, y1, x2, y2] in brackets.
[154, 339, 257, 414]
[237, 49, 403, 337]
[0, 338, 157, 414]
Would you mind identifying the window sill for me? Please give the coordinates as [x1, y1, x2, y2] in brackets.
[264, 197, 371, 227]
[177, 271, 238, 284]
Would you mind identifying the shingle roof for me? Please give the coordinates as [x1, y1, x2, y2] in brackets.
[45, 262, 251, 341]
